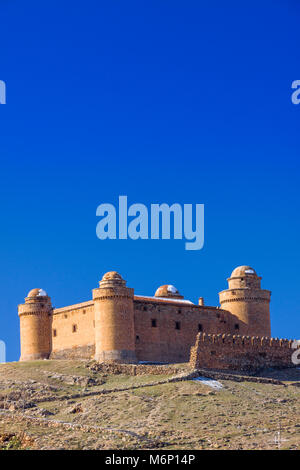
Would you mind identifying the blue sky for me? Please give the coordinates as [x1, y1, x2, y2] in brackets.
[0, 1, 299, 361]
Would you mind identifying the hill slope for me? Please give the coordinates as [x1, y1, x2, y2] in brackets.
[0, 360, 299, 450]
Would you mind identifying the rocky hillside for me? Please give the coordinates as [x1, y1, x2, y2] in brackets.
[0, 360, 299, 450]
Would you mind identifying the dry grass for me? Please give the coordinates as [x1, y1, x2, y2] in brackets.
[0, 360, 299, 450]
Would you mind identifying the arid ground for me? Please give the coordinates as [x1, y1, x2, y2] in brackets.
[0, 360, 299, 450]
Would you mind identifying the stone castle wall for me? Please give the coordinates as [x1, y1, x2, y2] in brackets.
[190, 333, 298, 371]
[18, 296, 52, 362]
[93, 284, 136, 363]
[47, 298, 240, 363]
[51, 301, 95, 359]
[134, 299, 234, 363]
[219, 289, 271, 337]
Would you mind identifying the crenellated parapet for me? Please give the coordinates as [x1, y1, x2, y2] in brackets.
[190, 332, 299, 371]
[193, 332, 295, 349]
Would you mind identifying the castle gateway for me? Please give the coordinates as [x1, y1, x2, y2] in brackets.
[18, 266, 273, 363]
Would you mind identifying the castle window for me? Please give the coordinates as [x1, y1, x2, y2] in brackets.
[198, 324, 203, 332]
[175, 321, 181, 330]
[151, 319, 157, 328]
[234, 323, 239, 331]
[64, 314, 68, 319]
[83, 309, 86, 315]
[53, 329, 57, 337]
[178, 309, 182, 314]
[136, 335, 140, 343]
[72, 324, 78, 333]
[143, 306, 147, 311]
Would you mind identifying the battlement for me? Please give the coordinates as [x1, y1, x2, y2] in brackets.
[190, 333, 299, 371]
[193, 333, 294, 349]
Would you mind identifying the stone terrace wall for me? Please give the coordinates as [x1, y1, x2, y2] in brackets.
[190, 333, 299, 371]
[88, 362, 184, 376]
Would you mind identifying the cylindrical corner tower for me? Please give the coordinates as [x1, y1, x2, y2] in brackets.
[219, 266, 271, 337]
[93, 271, 137, 363]
[18, 288, 53, 361]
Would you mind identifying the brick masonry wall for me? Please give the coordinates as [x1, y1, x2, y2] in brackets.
[93, 286, 136, 362]
[48, 297, 238, 363]
[18, 298, 52, 361]
[190, 333, 299, 371]
[219, 290, 271, 337]
[134, 299, 234, 363]
[51, 301, 94, 354]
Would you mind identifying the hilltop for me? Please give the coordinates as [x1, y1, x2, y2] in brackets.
[0, 360, 299, 450]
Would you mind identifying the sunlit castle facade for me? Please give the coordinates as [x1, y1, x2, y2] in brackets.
[18, 266, 271, 363]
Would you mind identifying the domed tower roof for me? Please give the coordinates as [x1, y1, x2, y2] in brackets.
[228, 265, 261, 289]
[27, 288, 48, 298]
[154, 285, 184, 299]
[99, 271, 126, 288]
[24, 288, 51, 305]
[230, 266, 257, 278]
[102, 271, 123, 281]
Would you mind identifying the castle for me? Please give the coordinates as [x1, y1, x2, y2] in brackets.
[19, 265, 275, 365]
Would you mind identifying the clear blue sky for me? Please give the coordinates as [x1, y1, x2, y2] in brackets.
[0, 1, 299, 361]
